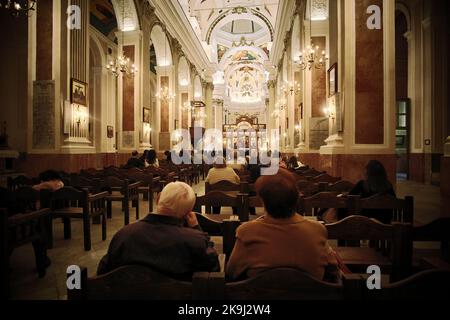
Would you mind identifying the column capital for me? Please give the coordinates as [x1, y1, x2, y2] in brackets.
[212, 99, 224, 107]
[267, 80, 277, 89]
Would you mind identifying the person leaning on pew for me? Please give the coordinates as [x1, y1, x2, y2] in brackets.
[323, 160, 397, 224]
[32, 170, 65, 192]
[97, 182, 220, 279]
[226, 169, 341, 283]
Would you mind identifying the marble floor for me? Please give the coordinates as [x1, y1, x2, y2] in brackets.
[7, 179, 445, 300]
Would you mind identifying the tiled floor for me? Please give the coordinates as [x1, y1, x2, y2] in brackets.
[8, 179, 444, 300]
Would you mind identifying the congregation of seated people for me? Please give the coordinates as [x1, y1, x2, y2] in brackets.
[2, 151, 449, 300]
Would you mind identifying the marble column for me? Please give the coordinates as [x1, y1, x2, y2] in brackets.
[155, 65, 174, 151]
[205, 82, 214, 129]
[319, 0, 397, 184]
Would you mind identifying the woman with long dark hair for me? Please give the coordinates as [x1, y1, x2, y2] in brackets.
[338, 160, 396, 224]
[145, 149, 159, 168]
[353, 160, 395, 197]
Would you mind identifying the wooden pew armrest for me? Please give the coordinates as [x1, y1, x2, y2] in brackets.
[88, 191, 109, 202]
[8, 208, 51, 227]
[128, 181, 142, 189]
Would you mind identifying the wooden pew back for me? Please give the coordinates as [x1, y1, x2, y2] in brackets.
[68, 265, 202, 300]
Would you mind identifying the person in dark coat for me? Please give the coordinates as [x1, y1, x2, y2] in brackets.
[125, 151, 144, 169]
[97, 182, 219, 279]
[337, 160, 396, 224]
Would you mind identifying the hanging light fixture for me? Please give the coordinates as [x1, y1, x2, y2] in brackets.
[106, 0, 138, 77]
[0, 0, 36, 17]
[156, 25, 176, 102]
[282, 80, 301, 96]
[296, 0, 328, 70]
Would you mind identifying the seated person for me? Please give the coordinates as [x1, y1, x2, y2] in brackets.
[336, 160, 396, 224]
[125, 151, 144, 169]
[205, 157, 240, 214]
[287, 156, 305, 170]
[205, 157, 240, 185]
[145, 149, 159, 168]
[32, 170, 64, 191]
[97, 182, 219, 279]
[226, 169, 339, 282]
[164, 150, 172, 162]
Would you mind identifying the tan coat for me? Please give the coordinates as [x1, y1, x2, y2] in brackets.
[205, 167, 240, 185]
[226, 214, 335, 281]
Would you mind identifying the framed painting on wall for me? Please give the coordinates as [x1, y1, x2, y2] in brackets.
[70, 78, 88, 106]
[107, 126, 114, 139]
[328, 63, 338, 97]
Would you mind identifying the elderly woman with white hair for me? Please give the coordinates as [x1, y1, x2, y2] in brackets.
[97, 182, 219, 278]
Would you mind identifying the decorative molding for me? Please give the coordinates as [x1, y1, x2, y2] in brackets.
[150, 0, 210, 78]
[271, 0, 296, 65]
[311, 0, 329, 21]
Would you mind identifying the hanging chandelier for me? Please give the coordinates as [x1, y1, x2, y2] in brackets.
[282, 81, 301, 96]
[182, 102, 195, 113]
[156, 85, 176, 102]
[106, 55, 138, 77]
[156, 25, 175, 102]
[0, 0, 36, 17]
[296, 0, 328, 70]
[297, 44, 328, 70]
[105, 0, 137, 77]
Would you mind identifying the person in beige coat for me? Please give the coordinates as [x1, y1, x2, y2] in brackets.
[205, 157, 240, 185]
[226, 169, 339, 282]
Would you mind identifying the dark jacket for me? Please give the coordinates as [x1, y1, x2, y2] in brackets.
[97, 214, 220, 278]
[338, 180, 397, 224]
[125, 157, 144, 169]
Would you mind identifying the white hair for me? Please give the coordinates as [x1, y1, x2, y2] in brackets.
[157, 182, 196, 218]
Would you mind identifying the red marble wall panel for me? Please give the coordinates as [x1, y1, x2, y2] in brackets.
[160, 76, 169, 132]
[122, 45, 135, 131]
[36, 0, 53, 81]
[321, 154, 397, 187]
[16, 153, 131, 177]
[355, 0, 384, 144]
[311, 37, 327, 118]
[409, 153, 425, 183]
[296, 153, 396, 187]
[181, 92, 189, 129]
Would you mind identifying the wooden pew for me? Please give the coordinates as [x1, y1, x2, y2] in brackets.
[195, 213, 240, 259]
[45, 187, 108, 251]
[326, 216, 413, 282]
[194, 191, 245, 220]
[355, 194, 414, 223]
[413, 217, 450, 270]
[126, 172, 158, 213]
[205, 180, 241, 194]
[100, 177, 141, 225]
[310, 173, 342, 184]
[1, 207, 51, 299]
[327, 180, 355, 193]
[214, 269, 362, 300]
[7, 175, 34, 191]
[67, 265, 210, 300]
[298, 192, 357, 218]
[362, 269, 450, 300]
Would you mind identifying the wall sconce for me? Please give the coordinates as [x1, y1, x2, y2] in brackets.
[74, 105, 87, 126]
[323, 107, 335, 119]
